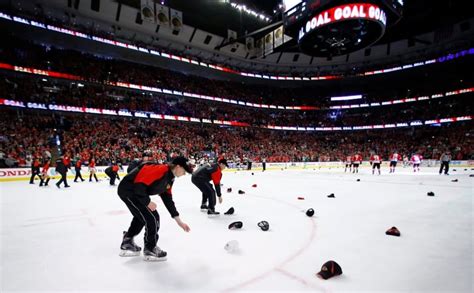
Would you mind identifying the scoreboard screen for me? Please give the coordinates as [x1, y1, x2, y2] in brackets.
[281, 0, 403, 56]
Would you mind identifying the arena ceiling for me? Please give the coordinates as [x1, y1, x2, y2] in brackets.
[117, 0, 473, 46]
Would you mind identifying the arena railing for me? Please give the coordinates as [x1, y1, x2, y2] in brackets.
[1, 98, 471, 132]
[0, 62, 472, 112]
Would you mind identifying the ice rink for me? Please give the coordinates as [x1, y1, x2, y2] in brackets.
[1, 166, 473, 292]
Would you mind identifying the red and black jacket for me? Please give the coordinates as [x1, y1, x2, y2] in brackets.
[118, 163, 179, 217]
[75, 159, 82, 169]
[191, 163, 223, 197]
[105, 165, 121, 180]
[31, 159, 41, 172]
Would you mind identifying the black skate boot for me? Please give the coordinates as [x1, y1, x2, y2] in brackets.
[119, 231, 142, 257]
[143, 246, 167, 261]
[207, 209, 220, 217]
[200, 204, 208, 212]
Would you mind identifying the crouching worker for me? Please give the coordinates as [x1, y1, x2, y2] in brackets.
[105, 161, 121, 186]
[191, 158, 228, 216]
[117, 156, 192, 261]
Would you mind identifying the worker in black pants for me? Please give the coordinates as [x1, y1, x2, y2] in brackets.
[105, 162, 121, 185]
[439, 151, 451, 175]
[29, 158, 41, 184]
[74, 158, 85, 182]
[117, 156, 192, 261]
[191, 158, 228, 215]
[55, 156, 70, 188]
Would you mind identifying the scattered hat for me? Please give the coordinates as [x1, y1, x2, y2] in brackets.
[297, 196, 305, 200]
[252, 184, 257, 188]
[327, 193, 335, 198]
[453, 169, 457, 171]
[258, 221, 269, 231]
[357, 179, 361, 182]
[251, 172, 254, 175]
[470, 174, 474, 177]
[238, 190, 245, 194]
[427, 191, 435, 196]
[317, 261, 343, 280]
[227, 187, 232, 193]
[464, 169, 467, 171]
[218, 158, 229, 167]
[386, 226, 401, 237]
[171, 156, 193, 173]
[451, 179, 458, 182]
[224, 240, 239, 252]
[224, 207, 234, 215]
[228, 221, 243, 230]
[306, 208, 314, 217]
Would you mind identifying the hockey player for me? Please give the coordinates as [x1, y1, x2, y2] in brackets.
[411, 153, 423, 172]
[117, 156, 192, 261]
[370, 153, 382, 175]
[389, 152, 401, 173]
[344, 155, 352, 173]
[403, 155, 409, 168]
[352, 153, 362, 173]
[191, 158, 228, 216]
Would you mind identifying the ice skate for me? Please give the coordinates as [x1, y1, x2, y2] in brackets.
[119, 232, 141, 257]
[143, 246, 167, 261]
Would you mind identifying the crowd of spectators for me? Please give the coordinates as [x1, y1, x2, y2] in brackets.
[1, 75, 471, 128]
[0, 36, 472, 169]
[1, 109, 472, 168]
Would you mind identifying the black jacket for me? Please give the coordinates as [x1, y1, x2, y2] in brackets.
[118, 163, 179, 217]
[192, 163, 223, 196]
[127, 159, 143, 173]
[55, 159, 67, 175]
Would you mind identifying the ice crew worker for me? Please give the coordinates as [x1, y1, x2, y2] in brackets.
[105, 161, 121, 185]
[74, 157, 85, 182]
[191, 158, 228, 216]
[117, 156, 192, 261]
[55, 155, 70, 188]
[29, 157, 41, 184]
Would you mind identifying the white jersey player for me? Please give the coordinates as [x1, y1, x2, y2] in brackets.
[411, 154, 423, 172]
[389, 152, 401, 173]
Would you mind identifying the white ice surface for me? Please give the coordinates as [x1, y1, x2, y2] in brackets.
[1, 167, 472, 292]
